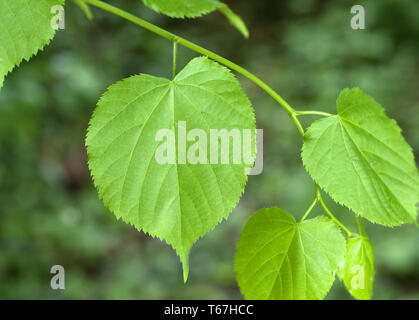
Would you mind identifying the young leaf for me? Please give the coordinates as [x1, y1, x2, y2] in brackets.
[302, 88, 419, 226]
[86, 57, 255, 281]
[339, 232, 374, 300]
[0, 0, 64, 90]
[142, 0, 249, 37]
[234, 208, 346, 300]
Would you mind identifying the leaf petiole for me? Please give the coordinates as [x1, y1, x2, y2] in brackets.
[295, 110, 333, 117]
[172, 40, 178, 79]
[355, 215, 368, 238]
[82, 0, 306, 136]
[316, 185, 355, 237]
[300, 198, 318, 222]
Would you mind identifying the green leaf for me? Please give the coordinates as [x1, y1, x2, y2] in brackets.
[86, 57, 255, 281]
[302, 88, 419, 226]
[339, 229, 374, 300]
[0, 0, 64, 90]
[234, 208, 346, 300]
[142, 0, 249, 37]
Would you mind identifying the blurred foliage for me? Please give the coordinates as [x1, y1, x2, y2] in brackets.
[0, 0, 418, 299]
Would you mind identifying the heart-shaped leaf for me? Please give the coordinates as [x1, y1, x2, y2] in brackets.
[235, 208, 346, 299]
[302, 88, 419, 226]
[86, 57, 255, 281]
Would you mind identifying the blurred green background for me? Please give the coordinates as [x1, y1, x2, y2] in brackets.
[0, 0, 418, 299]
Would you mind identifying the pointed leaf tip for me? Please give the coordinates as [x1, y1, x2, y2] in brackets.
[217, 4, 249, 38]
[181, 252, 189, 283]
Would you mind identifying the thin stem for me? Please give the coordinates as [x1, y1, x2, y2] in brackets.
[300, 198, 318, 222]
[82, 0, 304, 136]
[291, 113, 305, 136]
[296, 110, 333, 117]
[316, 186, 354, 237]
[172, 40, 178, 79]
[354, 216, 367, 238]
